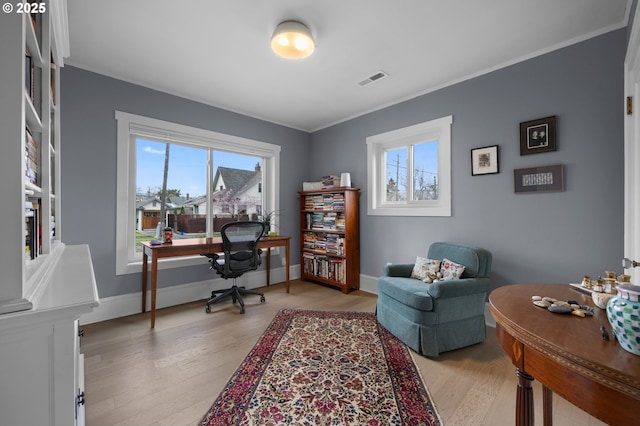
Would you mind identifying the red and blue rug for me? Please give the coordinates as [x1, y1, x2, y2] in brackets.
[199, 309, 441, 425]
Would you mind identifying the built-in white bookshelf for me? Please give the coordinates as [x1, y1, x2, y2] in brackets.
[0, 2, 98, 425]
[0, 2, 64, 312]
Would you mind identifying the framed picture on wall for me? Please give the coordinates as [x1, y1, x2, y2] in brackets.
[514, 164, 564, 193]
[520, 116, 556, 155]
[471, 145, 499, 176]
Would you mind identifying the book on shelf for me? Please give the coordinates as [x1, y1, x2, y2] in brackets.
[25, 203, 39, 259]
[302, 253, 346, 283]
[50, 60, 56, 104]
[25, 51, 34, 102]
[50, 215, 56, 241]
[25, 128, 38, 186]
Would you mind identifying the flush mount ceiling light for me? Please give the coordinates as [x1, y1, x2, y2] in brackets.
[271, 20, 315, 59]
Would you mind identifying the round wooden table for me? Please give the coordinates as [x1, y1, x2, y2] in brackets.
[489, 283, 640, 426]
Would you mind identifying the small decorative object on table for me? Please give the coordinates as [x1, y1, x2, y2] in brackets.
[163, 227, 173, 243]
[592, 291, 616, 309]
[606, 284, 640, 356]
[531, 295, 594, 317]
[340, 172, 351, 187]
[575, 269, 623, 309]
[259, 210, 280, 236]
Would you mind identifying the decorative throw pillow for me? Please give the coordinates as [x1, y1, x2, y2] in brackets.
[441, 258, 466, 280]
[411, 256, 441, 280]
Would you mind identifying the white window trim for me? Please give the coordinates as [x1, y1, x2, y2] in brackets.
[115, 111, 281, 275]
[366, 115, 452, 216]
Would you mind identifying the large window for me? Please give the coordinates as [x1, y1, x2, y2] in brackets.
[116, 112, 281, 274]
[366, 116, 452, 216]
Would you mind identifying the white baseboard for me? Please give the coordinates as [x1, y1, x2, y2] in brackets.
[79, 266, 497, 328]
[359, 274, 379, 294]
[484, 302, 495, 328]
[79, 264, 299, 325]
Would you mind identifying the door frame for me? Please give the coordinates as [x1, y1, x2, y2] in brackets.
[625, 3, 640, 284]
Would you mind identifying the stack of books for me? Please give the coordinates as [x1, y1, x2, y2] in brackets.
[24, 200, 39, 259]
[321, 175, 340, 189]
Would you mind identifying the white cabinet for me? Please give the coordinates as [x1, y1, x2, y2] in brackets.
[0, 245, 99, 426]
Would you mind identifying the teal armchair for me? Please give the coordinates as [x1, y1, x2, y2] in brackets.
[376, 242, 492, 357]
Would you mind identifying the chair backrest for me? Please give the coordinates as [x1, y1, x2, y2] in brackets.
[427, 242, 492, 278]
[217, 221, 265, 278]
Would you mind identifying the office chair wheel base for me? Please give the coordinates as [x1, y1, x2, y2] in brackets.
[260, 296, 266, 303]
[240, 307, 245, 314]
[205, 305, 211, 313]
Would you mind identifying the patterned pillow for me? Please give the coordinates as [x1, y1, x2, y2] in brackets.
[411, 256, 441, 280]
[441, 258, 466, 280]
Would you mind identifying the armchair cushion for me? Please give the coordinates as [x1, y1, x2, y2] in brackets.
[440, 258, 465, 280]
[410, 257, 441, 280]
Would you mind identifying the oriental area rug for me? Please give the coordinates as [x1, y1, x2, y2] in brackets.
[199, 309, 441, 426]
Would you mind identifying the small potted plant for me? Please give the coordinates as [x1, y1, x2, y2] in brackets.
[259, 210, 280, 236]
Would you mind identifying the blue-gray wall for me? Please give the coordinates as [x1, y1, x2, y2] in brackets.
[311, 29, 626, 290]
[61, 68, 309, 298]
[62, 27, 625, 299]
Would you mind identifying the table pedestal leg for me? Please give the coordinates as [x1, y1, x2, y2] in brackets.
[266, 248, 271, 286]
[142, 251, 148, 313]
[516, 368, 535, 426]
[285, 239, 290, 293]
[151, 255, 157, 329]
[542, 385, 553, 426]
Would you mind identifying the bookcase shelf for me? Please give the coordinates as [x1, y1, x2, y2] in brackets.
[299, 188, 360, 293]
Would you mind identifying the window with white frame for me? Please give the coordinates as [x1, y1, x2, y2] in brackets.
[366, 115, 452, 216]
[115, 111, 281, 275]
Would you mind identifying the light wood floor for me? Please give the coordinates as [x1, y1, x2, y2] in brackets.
[81, 280, 607, 426]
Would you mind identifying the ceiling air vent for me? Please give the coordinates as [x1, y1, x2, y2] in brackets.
[357, 70, 389, 87]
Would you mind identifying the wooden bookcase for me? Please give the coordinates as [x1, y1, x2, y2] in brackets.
[299, 188, 360, 293]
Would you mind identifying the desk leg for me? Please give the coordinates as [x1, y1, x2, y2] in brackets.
[150, 255, 158, 329]
[142, 250, 148, 313]
[542, 385, 553, 426]
[266, 248, 271, 286]
[285, 239, 290, 293]
[516, 368, 535, 426]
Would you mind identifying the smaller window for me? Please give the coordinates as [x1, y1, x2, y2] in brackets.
[367, 115, 452, 216]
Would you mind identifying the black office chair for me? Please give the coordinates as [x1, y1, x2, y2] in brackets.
[204, 221, 266, 314]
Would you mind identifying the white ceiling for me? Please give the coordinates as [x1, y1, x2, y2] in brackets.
[65, 0, 630, 132]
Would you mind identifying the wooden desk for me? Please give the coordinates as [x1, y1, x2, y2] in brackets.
[142, 235, 291, 328]
[489, 283, 640, 426]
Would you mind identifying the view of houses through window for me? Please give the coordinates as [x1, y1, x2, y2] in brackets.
[384, 140, 439, 202]
[135, 138, 263, 252]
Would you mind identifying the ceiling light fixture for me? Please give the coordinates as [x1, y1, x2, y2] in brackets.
[271, 20, 315, 59]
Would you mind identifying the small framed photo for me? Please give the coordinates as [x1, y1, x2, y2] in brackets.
[520, 116, 556, 155]
[471, 145, 499, 176]
[514, 164, 564, 193]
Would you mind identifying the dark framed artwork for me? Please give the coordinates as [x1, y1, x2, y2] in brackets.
[520, 116, 556, 155]
[471, 145, 499, 176]
[514, 164, 564, 193]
